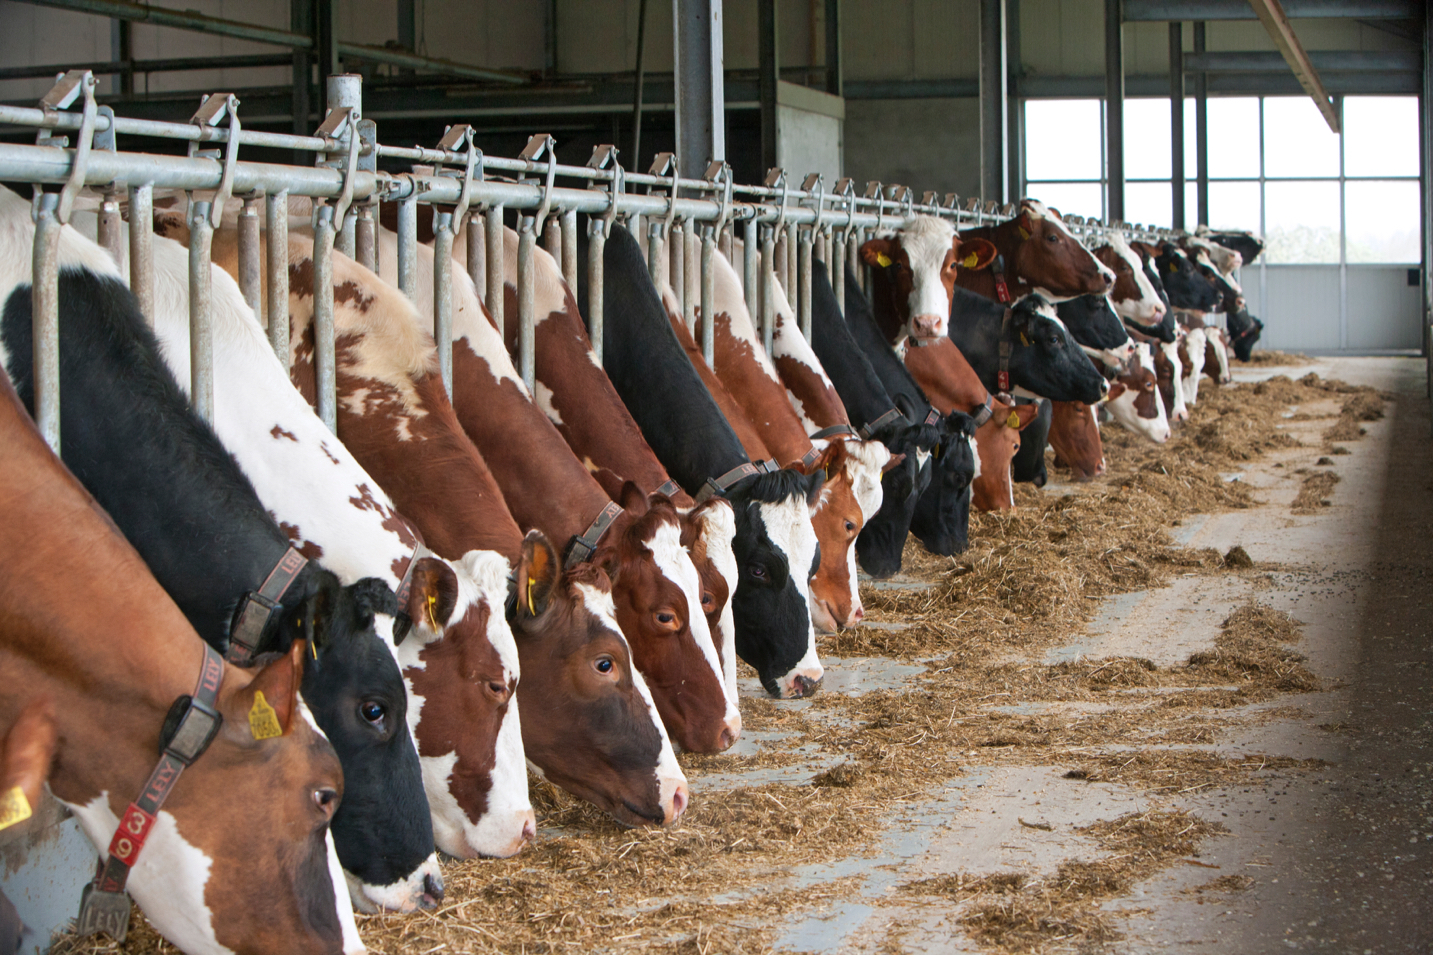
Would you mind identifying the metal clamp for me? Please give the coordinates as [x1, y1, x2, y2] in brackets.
[764, 168, 790, 234]
[187, 93, 240, 229]
[834, 178, 858, 241]
[801, 172, 825, 236]
[647, 152, 678, 237]
[519, 133, 558, 235]
[589, 144, 624, 228]
[313, 104, 359, 233]
[891, 184, 914, 222]
[34, 70, 98, 225]
[865, 181, 885, 235]
[435, 123, 482, 227]
[704, 160, 732, 237]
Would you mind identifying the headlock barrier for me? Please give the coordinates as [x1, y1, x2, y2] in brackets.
[0, 69, 1183, 453]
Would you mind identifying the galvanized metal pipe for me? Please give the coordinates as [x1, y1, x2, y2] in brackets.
[237, 197, 262, 313]
[265, 190, 290, 368]
[686, 227, 700, 329]
[517, 216, 537, 393]
[784, 221, 798, 300]
[97, 191, 123, 268]
[670, 222, 688, 331]
[312, 206, 338, 432]
[798, 225, 813, 340]
[466, 212, 485, 295]
[355, 204, 376, 272]
[127, 182, 153, 323]
[833, 232, 846, 313]
[700, 227, 716, 366]
[396, 196, 417, 302]
[486, 204, 505, 324]
[743, 217, 758, 321]
[187, 201, 215, 425]
[560, 207, 578, 291]
[647, 220, 664, 292]
[543, 216, 561, 266]
[587, 217, 606, 362]
[774, 226, 788, 295]
[760, 224, 776, 356]
[432, 211, 455, 394]
[31, 193, 61, 452]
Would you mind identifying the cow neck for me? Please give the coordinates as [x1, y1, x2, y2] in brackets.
[902, 337, 991, 418]
[864, 261, 909, 346]
[842, 271, 940, 426]
[771, 305, 852, 436]
[807, 261, 903, 434]
[665, 306, 773, 464]
[958, 220, 1031, 302]
[78, 643, 225, 941]
[447, 338, 618, 559]
[227, 548, 309, 666]
[709, 308, 815, 468]
[498, 271, 688, 507]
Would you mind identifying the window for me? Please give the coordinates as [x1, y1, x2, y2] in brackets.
[1022, 94, 1421, 265]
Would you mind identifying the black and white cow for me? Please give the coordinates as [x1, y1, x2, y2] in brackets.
[1056, 293, 1135, 370]
[948, 287, 1109, 404]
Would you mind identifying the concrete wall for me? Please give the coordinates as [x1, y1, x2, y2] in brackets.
[843, 97, 982, 203]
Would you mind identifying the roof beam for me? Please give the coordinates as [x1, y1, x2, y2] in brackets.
[334, 43, 530, 85]
[1124, 0, 1416, 21]
[1247, 0, 1340, 132]
[1184, 49, 1420, 72]
[9, 0, 312, 48]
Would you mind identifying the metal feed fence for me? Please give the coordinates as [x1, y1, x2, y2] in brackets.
[0, 70, 1183, 453]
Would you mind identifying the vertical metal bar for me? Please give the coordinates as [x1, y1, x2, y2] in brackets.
[237, 197, 262, 313]
[785, 222, 798, 297]
[127, 182, 153, 323]
[1194, 21, 1209, 226]
[291, 0, 312, 161]
[355, 204, 376, 272]
[648, 220, 665, 292]
[97, 191, 123, 269]
[588, 218, 606, 361]
[31, 193, 62, 452]
[833, 231, 846, 312]
[700, 226, 716, 365]
[631, 0, 650, 166]
[560, 207, 578, 291]
[824, 0, 842, 96]
[265, 190, 290, 368]
[671, 222, 689, 330]
[798, 226, 813, 340]
[1006, 0, 1023, 200]
[759, 0, 778, 173]
[1170, 22, 1185, 231]
[486, 204, 505, 323]
[1104, 0, 1125, 222]
[979, 0, 1008, 202]
[433, 212, 454, 393]
[312, 206, 338, 432]
[543, 216, 561, 265]
[743, 217, 758, 319]
[719, 223, 733, 263]
[760, 224, 776, 355]
[397, 196, 417, 302]
[674, 0, 727, 178]
[775, 226, 788, 293]
[187, 202, 215, 425]
[467, 212, 486, 294]
[517, 217, 537, 393]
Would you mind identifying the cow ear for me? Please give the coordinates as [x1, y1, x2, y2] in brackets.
[618, 480, 649, 515]
[516, 531, 559, 621]
[1, 696, 57, 811]
[860, 238, 896, 268]
[230, 641, 304, 739]
[804, 469, 827, 509]
[955, 238, 997, 271]
[405, 557, 459, 635]
[1013, 404, 1042, 431]
[881, 452, 906, 473]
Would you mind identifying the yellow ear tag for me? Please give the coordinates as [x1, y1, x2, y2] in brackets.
[0, 786, 33, 832]
[425, 593, 439, 631]
[875, 253, 893, 268]
[526, 577, 538, 616]
[1020, 332, 1031, 346]
[1169, 261, 1178, 273]
[1017, 227, 1031, 240]
[248, 690, 284, 741]
[1006, 410, 1021, 429]
[963, 252, 979, 269]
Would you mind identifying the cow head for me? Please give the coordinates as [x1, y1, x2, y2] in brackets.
[596, 487, 738, 754]
[971, 400, 1041, 511]
[1048, 400, 1106, 481]
[395, 550, 534, 863]
[1125, 242, 1179, 344]
[861, 216, 996, 343]
[1150, 334, 1189, 424]
[1095, 235, 1166, 326]
[1226, 307, 1264, 362]
[1055, 293, 1135, 369]
[856, 419, 940, 578]
[1005, 200, 1115, 301]
[725, 468, 826, 698]
[679, 498, 739, 703]
[1105, 343, 1171, 444]
[802, 439, 892, 631]
[1153, 243, 1221, 312]
[1007, 294, 1109, 404]
[1183, 235, 1242, 277]
[511, 532, 687, 828]
[909, 410, 978, 556]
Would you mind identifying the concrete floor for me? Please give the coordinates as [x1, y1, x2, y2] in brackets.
[762, 356, 1433, 954]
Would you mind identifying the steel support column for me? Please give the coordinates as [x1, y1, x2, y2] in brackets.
[1194, 21, 1209, 226]
[979, 0, 1008, 202]
[674, 0, 726, 179]
[824, 0, 842, 97]
[759, 0, 778, 173]
[632, 0, 650, 166]
[1006, 0, 1023, 198]
[1105, 0, 1125, 222]
[290, 0, 311, 158]
[397, 0, 415, 76]
[1170, 21, 1185, 229]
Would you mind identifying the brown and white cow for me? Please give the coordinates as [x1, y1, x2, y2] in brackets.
[0, 371, 360, 955]
[858, 215, 997, 343]
[956, 200, 1115, 304]
[1104, 343, 1171, 444]
[1094, 234, 1166, 327]
[1048, 400, 1106, 481]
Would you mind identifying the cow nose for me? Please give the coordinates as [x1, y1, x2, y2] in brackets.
[1098, 378, 1110, 396]
[419, 872, 444, 910]
[521, 814, 537, 846]
[912, 314, 942, 339]
[851, 604, 864, 624]
[791, 674, 822, 698]
[667, 781, 689, 824]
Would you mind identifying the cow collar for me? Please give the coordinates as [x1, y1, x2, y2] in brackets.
[654, 479, 684, 499]
[923, 407, 942, 427]
[77, 644, 227, 942]
[227, 547, 309, 667]
[970, 393, 996, 428]
[991, 253, 1013, 304]
[565, 500, 625, 570]
[857, 407, 906, 440]
[997, 308, 1014, 394]
[695, 459, 781, 503]
[798, 425, 859, 470]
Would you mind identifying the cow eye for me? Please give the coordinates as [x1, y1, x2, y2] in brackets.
[747, 564, 768, 581]
[360, 701, 386, 725]
[594, 656, 615, 675]
[701, 591, 716, 610]
[1046, 233, 1059, 243]
[844, 520, 856, 533]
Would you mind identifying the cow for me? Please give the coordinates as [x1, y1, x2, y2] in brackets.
[1047, 400, 1105, 481]
[955, 200, 1115, 304]
[0, 225, 445, 912]
[1125, 241, 1180, 344]
[592, 224, 826, 699]
[1055, 293, 1135, 371]
[1200, 228, 1264, 267]
[129, 213, 538, 882]
[1011, 398, 1053, 488]
[1176, 314, 1210, 406]
[1104, 343, 1172, 444]
[1129, 323, 1189, 424]
[1182, 233, 1241, 277]
[1094, 234, 1166, 332]
[0, 370, 359, 954]
[857, 215, 996, 344]
[1150, 242, 1222, 314]
[1204, 326, 1233, 385]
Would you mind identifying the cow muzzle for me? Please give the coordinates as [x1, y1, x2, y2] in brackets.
[910, 313, 945, 341]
